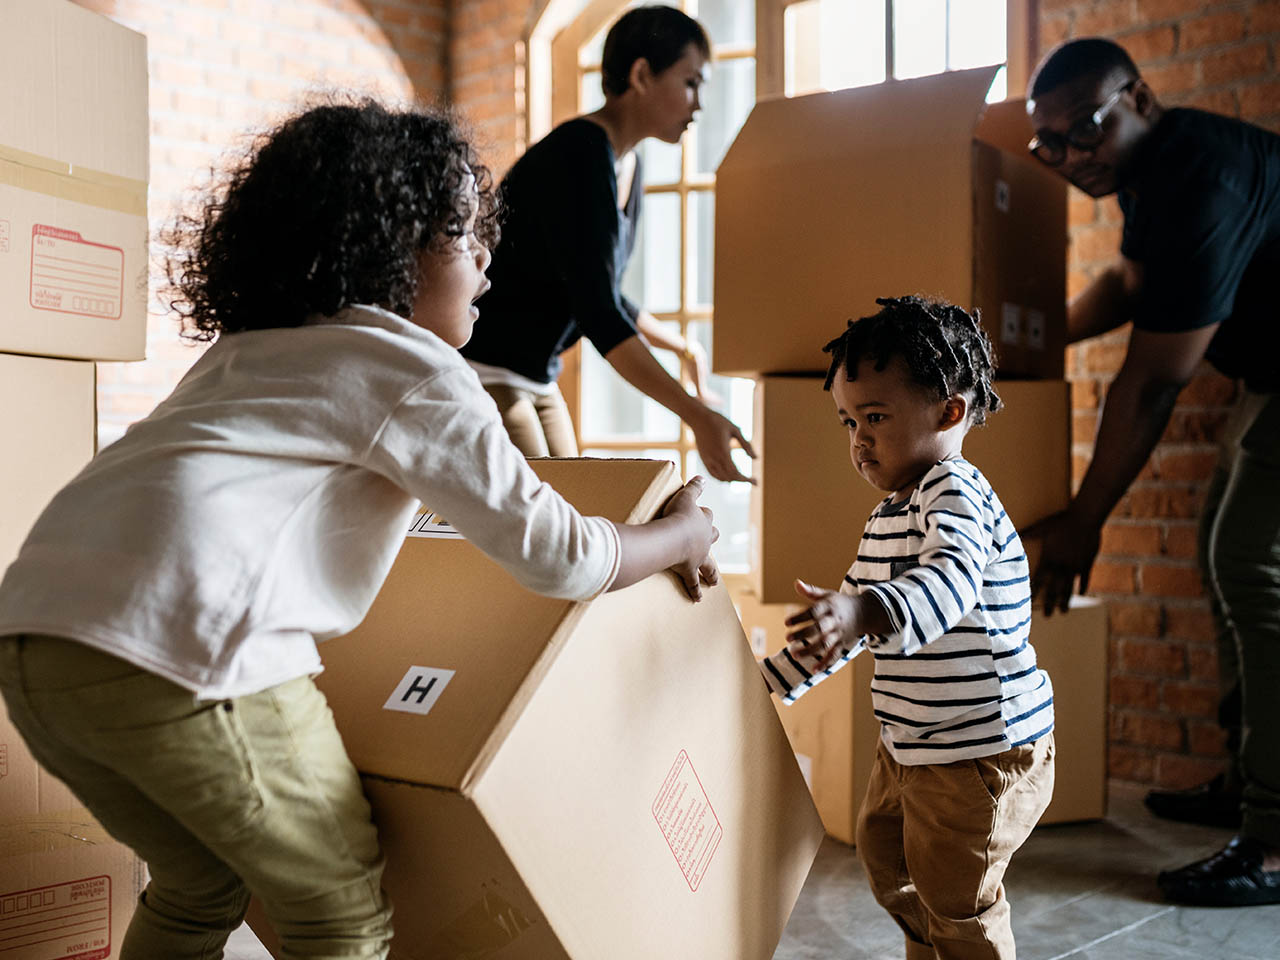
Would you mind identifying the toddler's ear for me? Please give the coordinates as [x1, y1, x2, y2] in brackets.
[940, 394, 968, 429]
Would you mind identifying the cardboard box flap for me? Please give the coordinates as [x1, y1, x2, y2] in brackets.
[0, 0, 149, 183]
[314, 458, 681, 792]
[974, 98, 1037, 160]
[471, 577, 824, 958]
[720, 65, 1000, 173]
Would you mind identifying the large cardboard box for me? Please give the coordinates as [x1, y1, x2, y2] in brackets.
[713, 66, 1066, 379]
[1, 702, 147, 960]
[736, 586, 1108, 843]
[0, 0, 149, 361]
[249, 458, 824, 960]
[750, 375, 1069, 604]
[1, 353, 97, 573]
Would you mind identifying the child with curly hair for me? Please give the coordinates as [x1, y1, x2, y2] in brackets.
[761, 296, 1055, 960]
[0, 101, 719, 959]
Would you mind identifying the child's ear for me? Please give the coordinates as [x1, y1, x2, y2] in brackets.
[940, 395, 967, 429]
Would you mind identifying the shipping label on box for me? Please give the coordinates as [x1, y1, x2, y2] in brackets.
[0, 167, 147, 361]
[0, 0, 148, 362]
[0, 874, 114, 960]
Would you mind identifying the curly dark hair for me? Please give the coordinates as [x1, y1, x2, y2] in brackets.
[823, 295, 1003, 426]
[164, 99, 499, 341]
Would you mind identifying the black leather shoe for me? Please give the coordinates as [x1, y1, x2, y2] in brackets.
[1157, 835, 1280, 906]
[1144, 773, 1242, 828]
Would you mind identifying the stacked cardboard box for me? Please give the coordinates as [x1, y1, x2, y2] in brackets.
[1, 2, 150, 951]
[713, 67, 1104, 842]
[713, 65, 1066, 380]
[248, 459, 824, 960]
[748, 375, 1070, 604]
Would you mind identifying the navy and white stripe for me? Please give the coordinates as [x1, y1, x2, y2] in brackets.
[762, 458, 1054, 764]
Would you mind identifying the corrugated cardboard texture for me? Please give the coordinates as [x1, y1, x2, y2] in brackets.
[742, 586, 1107, 844]
[475, 578, 820, 959]
[0, 0, 149, 361]
[315, 459, 678, 790]
[750, 376, 1070, 604]
[267, 458, 824, 960]
[1029, 597, 1110, 824]
[0, 353, 97, 573]
[713, 67, 1066, 379]
[972, 142, 1068, 377]
[1, 702, 148, 960]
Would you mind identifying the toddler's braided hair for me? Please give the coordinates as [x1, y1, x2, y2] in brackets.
[822, 295, 1003, 425]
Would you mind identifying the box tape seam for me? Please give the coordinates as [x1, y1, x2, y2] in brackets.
[0, 145, 148, 216]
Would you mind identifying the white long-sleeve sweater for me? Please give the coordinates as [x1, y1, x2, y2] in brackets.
[0, 305, 619, 698]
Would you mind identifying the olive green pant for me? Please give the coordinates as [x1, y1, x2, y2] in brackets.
[856, 736, 1055, 960]
[1199, 390, 1280, 846]
[482, 383, 578, 457]
[0, 635, 392, 960]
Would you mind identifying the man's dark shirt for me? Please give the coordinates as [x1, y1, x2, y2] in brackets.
[461, 118, 643, 384]
[1119, 108, 1280, 392]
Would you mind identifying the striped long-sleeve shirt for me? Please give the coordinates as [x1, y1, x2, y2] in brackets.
[761, 458, 1054, 764]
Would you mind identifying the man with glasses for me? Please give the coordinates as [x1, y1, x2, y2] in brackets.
[1024, 37, 1280, 907]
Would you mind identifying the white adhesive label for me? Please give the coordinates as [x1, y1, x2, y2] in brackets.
[1000, 303, 1021, 345]
[383, 666, 455, 716]
[994, 179, 1011, 213]
[406, 511, 463, 540]
[1026, 309, 1046, 350]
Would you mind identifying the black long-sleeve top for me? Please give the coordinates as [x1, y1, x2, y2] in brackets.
[461, 117, 644, 384]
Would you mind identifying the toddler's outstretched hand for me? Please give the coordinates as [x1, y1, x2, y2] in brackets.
[785, 580, 859, 670]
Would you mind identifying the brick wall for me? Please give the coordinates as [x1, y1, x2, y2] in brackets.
[450, 0, 536, 175]
[1038, 0, 1279, 789]
[72, 0, 448, 445]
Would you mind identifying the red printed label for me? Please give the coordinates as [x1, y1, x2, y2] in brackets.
[652, 750, 723, 892]
[28, 225, 124, 321]
[0, 875, 111, 960]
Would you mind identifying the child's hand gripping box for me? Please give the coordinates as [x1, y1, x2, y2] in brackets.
[0, 0, 148, 362]
[249, 458, 824, 960]
[713, 65, 1066, 379]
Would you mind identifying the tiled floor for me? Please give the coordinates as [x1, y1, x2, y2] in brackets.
[225, 784, 1280, 959]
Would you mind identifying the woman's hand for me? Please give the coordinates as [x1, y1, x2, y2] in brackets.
[690, 408, 757, 484]
[660, 476, 720, 601]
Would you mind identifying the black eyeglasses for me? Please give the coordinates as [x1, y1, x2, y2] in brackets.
[1028, 81, 1135, 166]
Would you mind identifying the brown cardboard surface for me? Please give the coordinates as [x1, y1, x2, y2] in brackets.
[1029, 597, 1110, 825]
[738, 586, 1108, 843]
[0, 0, 149, 361]
[1, 702, 147, 960]
[713, 67, 1066, 379]
[750, 376, 1069, 604]
[0, 353, 97, 574]
[253, 458, 824, 959]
